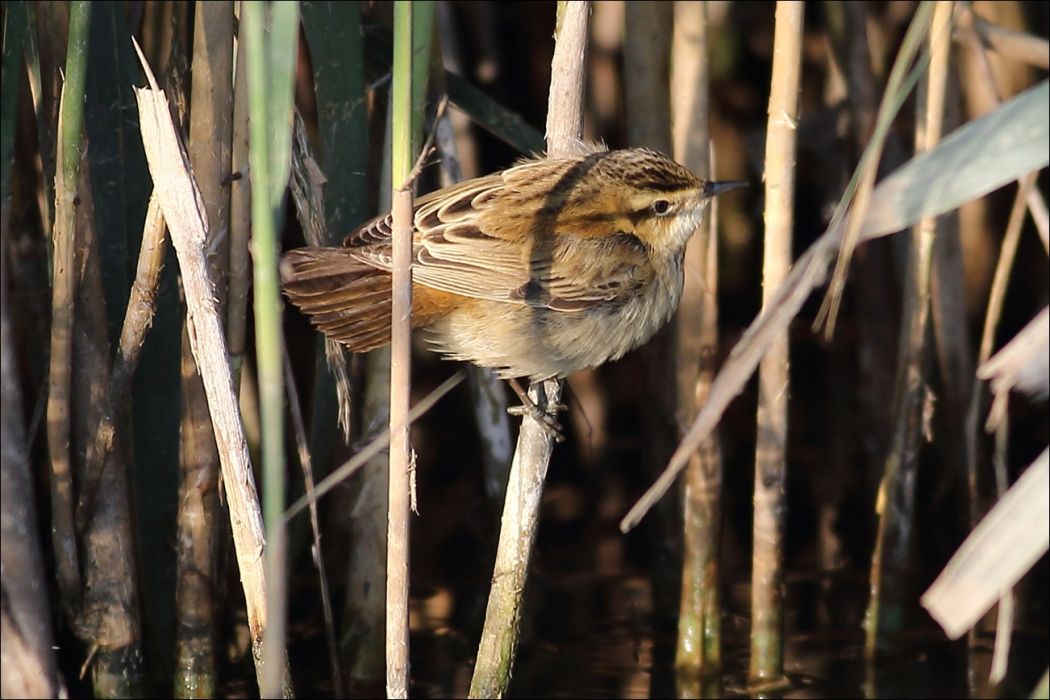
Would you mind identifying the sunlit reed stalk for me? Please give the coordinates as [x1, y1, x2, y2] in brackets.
[865, 0, 954, 658]
[133, 36, 274, 696]
[671, 0, 723, 677]
[749, 0, 802, 686]
[387, 3, 415, 696]
[47, 0, 91, 619]
[468, 2, 589, 697]
[243, 1, 298, 695]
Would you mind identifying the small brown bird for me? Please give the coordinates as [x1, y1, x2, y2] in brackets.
[281, 143, 744, 381]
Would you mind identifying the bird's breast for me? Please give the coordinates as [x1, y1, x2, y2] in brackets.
[420, 257, 684, 380]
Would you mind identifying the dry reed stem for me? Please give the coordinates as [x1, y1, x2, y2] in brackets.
[173, 5, 235, 694]
[672, 3, 723, 666]
[387, 3, 416, 693]
[750, 0, 803, 683]
[971, 12, 1050, 70]
[865, 0, 955, 657]
[469, 3, 589, 697]
[47, 0, 91, 617]
[966, 171, 1037, 522]
[989, 418, 1013, 684]
[132, 42, 272, 687]
[76, 195, 166, 528]
[227, 4, 251, 389]
[387, 182, 413, 699]
[71, 161, 144, 696]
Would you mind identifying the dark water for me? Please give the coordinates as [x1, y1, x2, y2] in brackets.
[401, 570, 1047, 699]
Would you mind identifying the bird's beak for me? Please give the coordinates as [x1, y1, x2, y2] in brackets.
[703, 180, 748, 198]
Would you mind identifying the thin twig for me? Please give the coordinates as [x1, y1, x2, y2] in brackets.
[282, 350, 343, 699]
[285, 371, 465, 520]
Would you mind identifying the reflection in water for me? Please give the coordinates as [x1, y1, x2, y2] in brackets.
[404, 571, 1045, 699]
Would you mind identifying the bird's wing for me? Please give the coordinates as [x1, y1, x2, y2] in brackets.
[343, 158, 649, 311]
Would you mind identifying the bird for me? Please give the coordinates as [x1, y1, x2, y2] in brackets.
[281, 143, 745, 385]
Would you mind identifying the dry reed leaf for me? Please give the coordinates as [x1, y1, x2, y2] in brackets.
[977, 305, 1050, 430]
[921, 448, 1049, 640]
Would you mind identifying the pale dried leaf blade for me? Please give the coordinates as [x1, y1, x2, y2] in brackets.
[921, 449, 1049, 640]
[862, 80, 1050, 240]
[133, 87, 210, 246]
[977, 305, 1050, 400]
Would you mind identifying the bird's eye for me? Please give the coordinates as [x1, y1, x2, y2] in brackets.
[652, 199, 672, 215]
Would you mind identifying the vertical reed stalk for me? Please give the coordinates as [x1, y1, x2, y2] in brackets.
[750, 0, 803, 684]
[469, 3, 589, 697]
[387, 3, 415, 696]
[243, 2, 298, 695]
[47, 0, 90, 618]
[671, 0, 724, 677]
[227, 1, 250, 391]
[866, 0, 954, 658]
[174, 3, 234, 696]
[72, 156, 145, 698]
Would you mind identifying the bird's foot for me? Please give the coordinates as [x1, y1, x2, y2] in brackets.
[507, 379, 566, 443]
